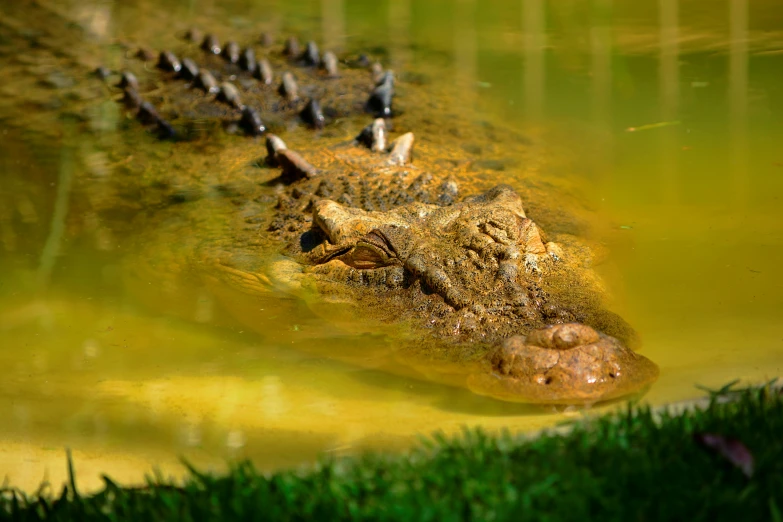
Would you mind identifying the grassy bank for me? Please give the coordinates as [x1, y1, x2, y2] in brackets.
[2, 382, 781, 521]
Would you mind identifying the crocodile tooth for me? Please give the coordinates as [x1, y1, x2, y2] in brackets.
[178, 58, 199, 81]
[195, 70, 219, 94]
[278, 72, 299, 102]
[239, 48, 256, 73]
[300, 99, 325, 129]
[367, 71, 394, 117]
[201, 34, 221, 55]
[253, 59, 273, 84]
[265, 134, 287, 166]
[217, 82, 243, 109]
[222, 41, 240, 64]
[157, 50, 182, 72]
[240, 107, 266, 136]
[117, 71, 138, 90]
[387, 132, 414, 165]
[321, 51, 338, 76]
[284, 37, 300, 58]
[302, 41, 319, 66]
[356, 118, 387, 152]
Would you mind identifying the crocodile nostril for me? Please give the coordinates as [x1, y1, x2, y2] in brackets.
[534, 374, 553, 385]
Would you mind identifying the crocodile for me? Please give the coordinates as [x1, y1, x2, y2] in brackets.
[1, 2, 658, 405]
[176, 130, 659, 405]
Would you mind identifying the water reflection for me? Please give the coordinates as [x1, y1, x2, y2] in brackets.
[590, 0, 614, 192]
[388, 0, 412, 70]
[729, 0, 749, 207]
[36, 146, 74, 289]
[522, 0, 545, 121]
[320, 0, 345, 51]
[591, 0, 613, 127]
[454, 0, 477, 107]
[659, 0, 680, 203]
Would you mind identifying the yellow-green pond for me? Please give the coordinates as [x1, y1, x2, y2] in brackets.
[0, 0, 781, 492]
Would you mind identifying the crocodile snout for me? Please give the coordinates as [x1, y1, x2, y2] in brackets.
[467, 323, 659, 404]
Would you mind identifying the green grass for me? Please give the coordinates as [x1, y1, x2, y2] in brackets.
[2, 382, 782, 521]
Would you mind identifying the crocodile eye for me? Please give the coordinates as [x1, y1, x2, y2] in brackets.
[344, 243, 393, 269]
[341, 228, 398, 269]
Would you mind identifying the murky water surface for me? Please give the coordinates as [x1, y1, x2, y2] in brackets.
[1, 0, 781, 491]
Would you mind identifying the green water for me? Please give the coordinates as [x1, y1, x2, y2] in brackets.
[0, 0, 781, 492]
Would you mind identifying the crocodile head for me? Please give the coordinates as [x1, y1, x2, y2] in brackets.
[308, 183, 550, 313]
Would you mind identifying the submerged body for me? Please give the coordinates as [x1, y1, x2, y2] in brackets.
[2, 1, 658, 405]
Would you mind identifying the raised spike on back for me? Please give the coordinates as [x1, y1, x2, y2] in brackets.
[201, 34, 221, 54]
[278, 72, 299, 102]
[300, 99, 325, 129]
[367, 71, 394, 117]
